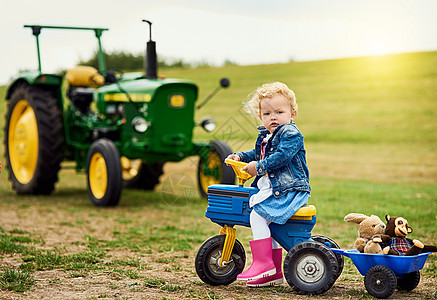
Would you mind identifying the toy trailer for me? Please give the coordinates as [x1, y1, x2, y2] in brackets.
[333, 249, 430, 298]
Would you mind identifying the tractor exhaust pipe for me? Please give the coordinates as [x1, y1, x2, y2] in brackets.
[143, 20, 157, 79]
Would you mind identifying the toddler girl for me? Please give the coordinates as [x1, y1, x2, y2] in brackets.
[226, 82, 310, 287]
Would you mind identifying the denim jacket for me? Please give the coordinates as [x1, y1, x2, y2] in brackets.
[236, 122, 310, 197]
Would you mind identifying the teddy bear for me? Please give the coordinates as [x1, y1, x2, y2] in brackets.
[372, 215, 437, 256]
[344, 213, 386, 254]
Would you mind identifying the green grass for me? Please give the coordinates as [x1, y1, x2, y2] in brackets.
[0, 268, 35, 293]
[0, 51, 436, 297]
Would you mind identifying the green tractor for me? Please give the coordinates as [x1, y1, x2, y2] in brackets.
[3, 21, 235, 206]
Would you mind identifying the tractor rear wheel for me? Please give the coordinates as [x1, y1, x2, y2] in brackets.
[197, 140, 235, 198]
[4, 84, 63, 194]
[86, 139, 122, 206]
[312, 235, 344, 280]
[283, 241, 338, 295]
[121, 157, 163, 190]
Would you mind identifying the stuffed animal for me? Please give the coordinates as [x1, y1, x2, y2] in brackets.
[374, 215, 437, 256]
[344, 213, 386, 254]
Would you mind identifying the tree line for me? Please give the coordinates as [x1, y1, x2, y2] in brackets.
[79, 51, 237, 71]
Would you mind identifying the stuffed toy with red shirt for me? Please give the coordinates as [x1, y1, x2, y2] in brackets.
[373, 215, 437, 256]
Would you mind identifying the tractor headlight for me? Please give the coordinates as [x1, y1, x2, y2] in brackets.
[132, 117, 148, 133]
[106, 104, 116, 114]
[200, 116, 216, 132]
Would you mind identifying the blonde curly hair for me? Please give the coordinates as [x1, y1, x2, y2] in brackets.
[244, 82, 298, 119]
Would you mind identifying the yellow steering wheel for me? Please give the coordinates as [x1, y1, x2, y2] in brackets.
[224, 159, 254, 186]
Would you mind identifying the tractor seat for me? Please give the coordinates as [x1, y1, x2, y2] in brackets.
[290, 205, 316, 221]
[66, 66, 104, 115]
[66, 66, 105, 87]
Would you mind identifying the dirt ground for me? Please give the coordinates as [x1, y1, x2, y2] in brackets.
[0, 258, 436, 300]
[1, 265, 436, 300]
[0, 204, 436, 300]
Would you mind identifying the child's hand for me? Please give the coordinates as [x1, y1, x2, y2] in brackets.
[243, 161, 257, 176]
[225, 154, 240, 165]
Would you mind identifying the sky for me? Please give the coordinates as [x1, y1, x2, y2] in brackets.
[1, 0, 437, 85]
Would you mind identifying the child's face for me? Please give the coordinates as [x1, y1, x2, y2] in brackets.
[259, 95, 296, 133]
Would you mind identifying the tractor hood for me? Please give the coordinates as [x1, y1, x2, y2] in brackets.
[94, 76, 199, 157]
[95, 77, 198, 105]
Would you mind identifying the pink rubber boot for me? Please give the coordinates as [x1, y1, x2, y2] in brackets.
[247, 248, 283, 287]
[237, 237, 276, 281]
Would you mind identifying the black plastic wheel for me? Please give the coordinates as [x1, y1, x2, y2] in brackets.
[197, 140, 235, 198]
[122, 158, 163, 190]
[312, 235, 344, 280]
[4, 84, 63, 195]
[86, 139, 122, 206]
[396, 271, 420, 292]
[195, 234, 245, 286]
[283, 241, 338, 295]
[364, 265, 397, 299]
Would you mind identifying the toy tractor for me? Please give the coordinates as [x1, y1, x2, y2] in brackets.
[3, 21, 235, 206]
[195, 159, 344, 295]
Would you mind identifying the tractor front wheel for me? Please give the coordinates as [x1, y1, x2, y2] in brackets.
[86, 139, 122, 206]
[195, 234, 246, 286]
[197, 140, 235, 198]
[4, 84, 63, 194]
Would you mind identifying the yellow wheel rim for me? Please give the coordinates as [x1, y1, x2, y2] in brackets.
[199, 152, 222, 194]
[120, 157, 142, 181]
[8, 100, 39, 184]
[89, 152, 108, 199]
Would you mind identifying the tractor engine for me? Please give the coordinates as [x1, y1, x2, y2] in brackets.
[94, 78, 198, 161]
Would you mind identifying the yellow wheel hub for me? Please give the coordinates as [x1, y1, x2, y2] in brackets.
[199, 152, 222, 193]
[8, 100, 38, 184]
[121, 157, 142, 181]
[89, 153, 108, 199]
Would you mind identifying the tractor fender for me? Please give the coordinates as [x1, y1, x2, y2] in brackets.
[6, 72, 63, 100]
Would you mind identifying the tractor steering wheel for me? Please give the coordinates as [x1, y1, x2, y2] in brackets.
[224, 159, 253, 186]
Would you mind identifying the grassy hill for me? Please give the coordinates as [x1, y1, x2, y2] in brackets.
[166, 51, 436, 143]
[165, 51, 437, 186]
